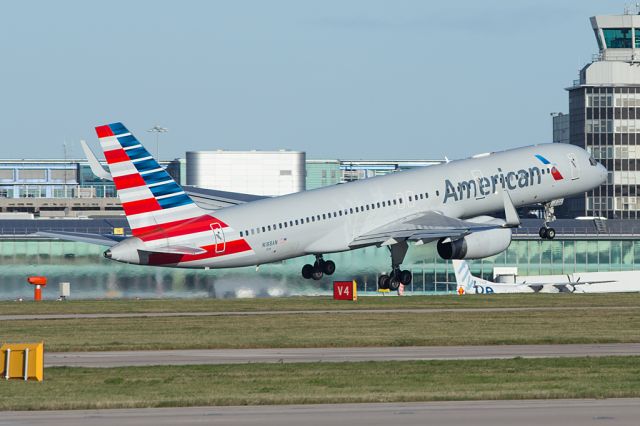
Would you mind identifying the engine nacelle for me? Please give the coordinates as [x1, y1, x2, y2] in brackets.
[437, 217, 512, 260]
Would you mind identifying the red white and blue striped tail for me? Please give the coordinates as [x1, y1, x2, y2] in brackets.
[95, 122, 205, 237]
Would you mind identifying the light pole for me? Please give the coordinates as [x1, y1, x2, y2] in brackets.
[147, 125, 168, 161]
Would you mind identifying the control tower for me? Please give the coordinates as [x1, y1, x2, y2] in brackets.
[561, 10, 640, 219]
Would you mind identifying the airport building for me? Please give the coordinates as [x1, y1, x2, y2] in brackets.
[186, 150, 305, 196]
[557, 10, 640, 219]
[1, 218, 638, 299]
[0, 159, 182, 216]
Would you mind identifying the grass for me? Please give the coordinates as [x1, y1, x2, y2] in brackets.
[1, 357, 639, 410]
[1, 293, 640, 315]
[3, 307, 639, 351]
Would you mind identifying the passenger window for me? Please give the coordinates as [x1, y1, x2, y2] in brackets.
[279, 223, 283, 229]
[322, 214, 326, 220]
[355, 207, 359, 212]
[317, 215, 320, 220]
[408, 196, 412, 202]
[377, 202, 381, 208]
[399, 198, 403, 204]
[251, 229, 255, 235]
[350, 208, 354, 214]
[240, 231, 243, 237]
[542, 169, 546, 175]
[268, 225, 271, 231]
[261, 227, 265, 232]
[366, 205, 370, 210]
[393, 200, 397, 205]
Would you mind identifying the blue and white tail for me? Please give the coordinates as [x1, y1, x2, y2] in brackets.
[452, 260, 493, 295]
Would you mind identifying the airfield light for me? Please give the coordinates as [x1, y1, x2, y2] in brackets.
[147, 125, 168, 160]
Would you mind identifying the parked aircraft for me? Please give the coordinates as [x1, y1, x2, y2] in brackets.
[452, 259, 620, 294]
[40, 122, 607, 290]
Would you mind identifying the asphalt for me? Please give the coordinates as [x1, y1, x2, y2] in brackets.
[1, 399, 639, 426]
[2, 305, 639, 321]
[45, 343, 640, 367]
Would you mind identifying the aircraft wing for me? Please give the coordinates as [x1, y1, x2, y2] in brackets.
[349, 211, 505, 248]
[349, 190, 519, 248]
[34, 231, 126, 247]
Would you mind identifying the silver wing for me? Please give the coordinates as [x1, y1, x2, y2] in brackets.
[349, 191, 520, 248]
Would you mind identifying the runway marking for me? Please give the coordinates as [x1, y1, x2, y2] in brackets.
[2, 305, 639, 321]
[1, 399, 639, 426]
[45, 343, 640, 367]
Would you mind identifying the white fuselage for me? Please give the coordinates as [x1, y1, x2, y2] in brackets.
[112, 143, 607, 268]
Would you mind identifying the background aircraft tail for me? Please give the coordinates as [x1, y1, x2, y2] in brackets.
[452, 259, 495, 294]
[95, 122, 206, 237]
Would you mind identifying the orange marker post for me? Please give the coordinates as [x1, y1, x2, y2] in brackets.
[27, 277, 47, 302]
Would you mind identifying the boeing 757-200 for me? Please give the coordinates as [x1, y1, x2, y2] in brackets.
[39, 122, 608, 290]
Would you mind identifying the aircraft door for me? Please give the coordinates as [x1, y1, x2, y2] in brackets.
[568, 153, 580, 180]
[210, 223, 226, 254]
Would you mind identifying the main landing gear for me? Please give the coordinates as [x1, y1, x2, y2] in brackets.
[539, 201, 558, 240]
[378, 241, 412, 291]
[301, 255, 336, 281]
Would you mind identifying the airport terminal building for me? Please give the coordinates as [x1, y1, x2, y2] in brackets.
[1, 218, 638, 299]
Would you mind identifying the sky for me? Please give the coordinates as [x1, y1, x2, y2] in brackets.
[0, 0, 628, 161]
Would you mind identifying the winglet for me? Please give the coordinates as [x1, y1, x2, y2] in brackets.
[80, 140, 112, 181]
[502, 190, 520, 227]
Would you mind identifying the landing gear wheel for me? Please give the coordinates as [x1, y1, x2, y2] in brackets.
[546, 228, 556, 240]
[378, 274, 390, 290]
[400, 270, 412, 285]
[539, 227, 548, 239]
[301, 264, 314, 279]
[388, 278, 401, 291]
[311, 266, 324, 281]
[322, 260, 336, 275]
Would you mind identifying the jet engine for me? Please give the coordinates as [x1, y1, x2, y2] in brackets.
[437, 216, 512, 260]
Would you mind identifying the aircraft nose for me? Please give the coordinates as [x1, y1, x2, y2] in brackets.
[597, 163, 608, 184]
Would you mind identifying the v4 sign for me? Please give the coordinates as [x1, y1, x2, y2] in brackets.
[333, 281, 357, 301]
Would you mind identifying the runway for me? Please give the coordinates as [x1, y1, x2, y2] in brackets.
[45, 343, 640, 367]
[3, 305, 638, 321]
[1, 399, 639, 426]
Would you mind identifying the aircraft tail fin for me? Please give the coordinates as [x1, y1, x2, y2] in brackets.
[452, 259, 475, 294]
[95, 122, 205, 236]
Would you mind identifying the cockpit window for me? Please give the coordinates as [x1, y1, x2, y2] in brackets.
[589, 156, 597, 166]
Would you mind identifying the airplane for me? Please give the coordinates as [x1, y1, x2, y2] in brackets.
[38, 122, 608, 291]
[452, 259, 617, 294]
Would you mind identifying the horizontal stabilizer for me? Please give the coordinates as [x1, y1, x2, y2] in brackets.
[34, 231, 125, 247]
[80, 140, 112, 181]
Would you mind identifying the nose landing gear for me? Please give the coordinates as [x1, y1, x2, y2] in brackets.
[539, 200, 562, 240]
[301, 255, 336, 280]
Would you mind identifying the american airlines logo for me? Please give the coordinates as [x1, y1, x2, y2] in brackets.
[443, 155, 562, 203]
